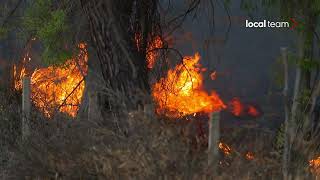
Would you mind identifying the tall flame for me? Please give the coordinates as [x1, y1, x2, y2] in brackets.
[14, 43, 88, 117]
[152, 52, 226, 118]
[144, 36, 260, 119]
[13, 65, 26, 90]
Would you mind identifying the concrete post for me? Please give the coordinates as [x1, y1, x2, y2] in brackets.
[22, 76, 31, 139]
[208, 111, 220, 176]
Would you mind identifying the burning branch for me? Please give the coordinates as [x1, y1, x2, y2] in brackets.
[57, 78, 85, 113]
[152, 52, 226, 118]
[14, 43, 88, 118]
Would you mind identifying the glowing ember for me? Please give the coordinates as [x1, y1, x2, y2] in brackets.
[219, 142, 232, 156]
[15, 43, 88, 117]
[146, 36, 163, 69]
[229, 98, 244, 116]
[152, 52, 226, 118]
[228, 98, 261, 118]
[210, 71, 217, 80]
[309, 156, 320, 175]
[135, 34, 163, 69]
[13, 65, 26, 90]
[245, 152, 255, 160]
[248, 105, 260, 117]
[14, 50, 32, 89]
[135, 33, 142, 52]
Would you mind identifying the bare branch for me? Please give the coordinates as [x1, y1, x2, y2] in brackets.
[1, 0, 23, 28]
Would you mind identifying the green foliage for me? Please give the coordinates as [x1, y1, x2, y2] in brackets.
[274, 123, 284, 153]
[298, 59, 319, 71]
[261, 0, 278, 7]
[272, 58, 284, 89]
[311, 0, 320, 14]
[240, 0, 257, 14]
[240, 0, 279, 17]
[298, 89, 312, 107]
[23, 0, 52, 32]
[0, 26, 9, 39]
[23, 0, 73, 65]
[272, 52, 297, 89]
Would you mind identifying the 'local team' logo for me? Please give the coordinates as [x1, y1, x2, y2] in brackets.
[245, 18, 298, 30]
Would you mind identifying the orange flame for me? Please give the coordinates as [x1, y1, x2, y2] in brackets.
[210, 71, 217, 80]
[14, 43, 88, 117]
[135, 34, 163, 69]
[13, 65, 27, 90]
[219, 142, 232, 156]
[245, 152, 255, 160]
[147, 36, 163, 69]
[228, 98, 261, 117]
[248, 105, 260, 117]
[152, 52, 226, 118]
[310, 156, 320, 175]
[229, 98, 244, 116]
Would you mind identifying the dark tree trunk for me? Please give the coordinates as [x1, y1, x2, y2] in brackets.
[80, 0, 159, 113]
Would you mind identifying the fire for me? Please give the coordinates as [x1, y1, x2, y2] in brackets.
[210, 71, 217, 80]
[248, 105, 259, 117]
[135, 34, 163, 69]
[14, 50, 32, 89]
[146, 36, 163, 69]
[228, 98, 261, 117]
[219, 142, 232, 156]
[135, 33, 142, 52]
[15, 43, 88, 117]
[309, 156, 320, 175]
[152, 52, 226, 118]
[13, 65, 26, 90]
[146, 37, 261, 119]
[245, 152, 255, 160]
[229, 98, 244, 116]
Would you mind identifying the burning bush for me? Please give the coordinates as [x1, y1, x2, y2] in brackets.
[14, 43, 88, 117]
[152, 52, 226, 118]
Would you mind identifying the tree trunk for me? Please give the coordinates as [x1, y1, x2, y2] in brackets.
[80, 0, 158, 114]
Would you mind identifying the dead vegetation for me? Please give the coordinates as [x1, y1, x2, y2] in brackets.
[0, 91, 316, 180]
[1, 94, 205, 179]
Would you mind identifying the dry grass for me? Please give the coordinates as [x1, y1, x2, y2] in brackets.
[2, 108, 206, 179]
[0, 91, 318, 179]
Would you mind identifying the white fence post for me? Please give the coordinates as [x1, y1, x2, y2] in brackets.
[22, 76, 31, 139]
[208, 111, 220, 176]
